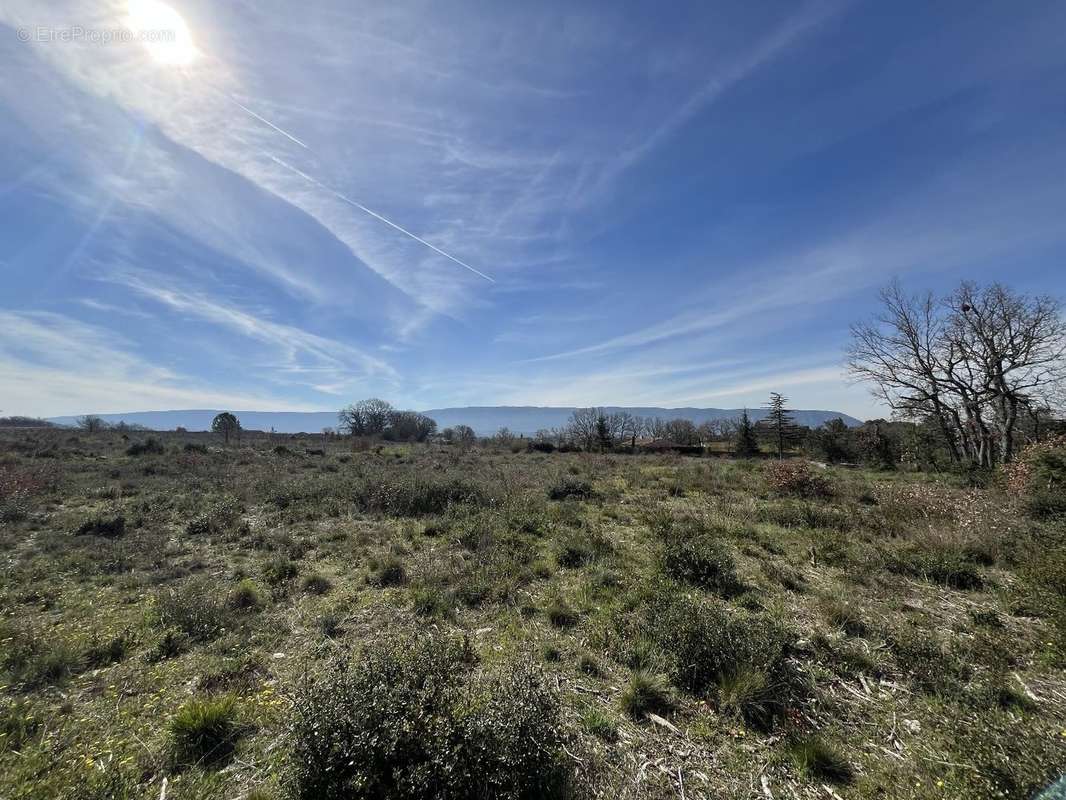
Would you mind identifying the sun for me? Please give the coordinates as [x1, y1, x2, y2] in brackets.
[125, 0, 199, 66]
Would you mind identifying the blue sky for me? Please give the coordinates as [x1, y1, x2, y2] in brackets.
[2, 0, 1065, 419]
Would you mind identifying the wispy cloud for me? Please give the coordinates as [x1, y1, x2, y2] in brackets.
[0, 311, 309, 416]
[108, 270, 398, 387]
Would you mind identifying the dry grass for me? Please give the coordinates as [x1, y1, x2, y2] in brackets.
[0, 427, 1063, 799]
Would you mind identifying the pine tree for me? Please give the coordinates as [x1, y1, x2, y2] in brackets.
[764, 393, 799, 459]
[734, 409, 760, 457]
[595, 412, 612, 451]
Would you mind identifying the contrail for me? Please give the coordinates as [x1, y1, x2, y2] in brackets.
[266, 154, 496, 283]
[220, 90, 494, 282]
[225, 93, 310, 149]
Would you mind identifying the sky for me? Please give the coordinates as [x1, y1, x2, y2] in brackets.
[2, 1, 1065, 420]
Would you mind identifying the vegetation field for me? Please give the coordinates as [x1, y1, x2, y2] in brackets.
[1, 428, 1064, 799]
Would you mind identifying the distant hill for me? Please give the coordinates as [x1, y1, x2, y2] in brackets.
[47, 406, 863, 435]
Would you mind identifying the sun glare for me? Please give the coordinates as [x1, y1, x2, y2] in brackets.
[125, 0, 198, 66]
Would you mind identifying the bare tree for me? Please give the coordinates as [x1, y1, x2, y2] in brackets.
[663, 418, 700, 445]
[849, 280, 1066, 465]
[385, 410, 437, 442]
[338, 398, 394, 437]
[947, 283, 1066, 463]
[566, 407, 599, 450]
[76, 414, 108, 433]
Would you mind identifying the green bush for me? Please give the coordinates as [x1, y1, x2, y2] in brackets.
[547, 475, 594, 501]
[0, 700, 39, 752]
[369, 555, 407, 587]
[126, 437, 165, 456]
[0, 624, 80, 689]
[546, 599, 579, 628]
[625, 585, 797, 728]
[885, 624, 970, 695]
[262, 555, 299, 585]
[301, 573, 332, 595]
[73, 515, 126, 538]
[1005, 435, 1066, 518]
[580, 706, 618, 741]
[822, 599, 868, 637]
[788, 737, 854, 784]
[619, 669, 673, 718]
[150, 581, 228, 642]
[287, 634, 569, 800]
[168, 695, 240, 767]
[229, 578, 265, 610]
[887, 544, 984, 590]
[555, 528, 611, 568]
[355, 475, 488, 517]
[656, 533, 741, 597]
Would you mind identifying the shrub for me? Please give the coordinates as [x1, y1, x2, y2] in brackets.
[764, 461, 832, 499]
[662, 535, 740, 594]
[301, 573, 332, 595]
[581, 706, 618, 741]
[629, 587, 797, 727]
[657, 518, 741, 596]
[0, 699, 38, 753]
[228, 578, 265, 610]
[555, 528, 612, 568]
[547, 475, 594, 501]
[0, 464, 54, 522]
[1, 625, 79, 688]
[546, 599, 579, 628]
[885, 624, 970, 695]
[578, 653, 603, 677]
[788, 737, 854, 784]
[1004, 434, 1066, 517]
[287, 634, 569, 800]
[126, 437, 165, 456]
[822, 599, 868, 637]
[145, 628, 190, 663]
[150, 581, 228, 642]
[887, 544, 984, 590]
[411, 586, 451, 617]
[168, 695, 240, 767]
[83, 631, 131, 668]
[619, 670, 673, 718]
[73, 515, 126, 538]
[262, 555, 299, 586]
[369, 555, 407, 587]
[355, 475, 487, 517]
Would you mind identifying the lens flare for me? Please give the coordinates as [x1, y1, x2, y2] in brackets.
[125, 0, 198, 66]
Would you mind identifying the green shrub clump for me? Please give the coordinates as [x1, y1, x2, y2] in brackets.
[168, 695, 240, 767]
[656, 516, 741, 596]
[887, 544, 983, 590]
[547, 475, 594, 501]
[287, 634, 569, 800]
[624, 586, 797, 729]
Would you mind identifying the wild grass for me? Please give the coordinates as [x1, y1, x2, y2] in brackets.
[0, 427, 1063, 799]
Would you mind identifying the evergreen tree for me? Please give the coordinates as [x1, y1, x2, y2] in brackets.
[764, 393, 799, 458]
[212, 411, 241, 445]
[734, 409, 760, 457]
[595, 412, 612, 451]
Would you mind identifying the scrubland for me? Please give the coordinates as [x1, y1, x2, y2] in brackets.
[1, 429, 1064, 799]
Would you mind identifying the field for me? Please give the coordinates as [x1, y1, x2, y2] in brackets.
[1, 428, 1064, 800]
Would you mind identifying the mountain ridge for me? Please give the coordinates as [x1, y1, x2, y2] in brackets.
[46, 406, 863, 435]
